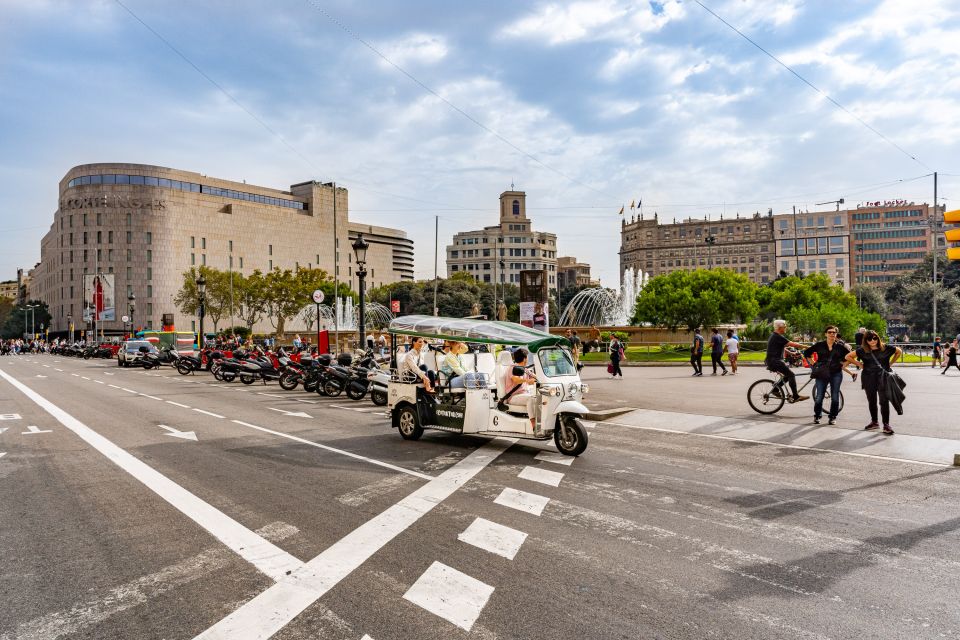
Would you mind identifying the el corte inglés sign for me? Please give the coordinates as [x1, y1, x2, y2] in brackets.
[60, 195, 166, 210]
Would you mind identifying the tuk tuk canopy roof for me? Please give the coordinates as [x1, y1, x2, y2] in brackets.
[388, 315, 569, 352]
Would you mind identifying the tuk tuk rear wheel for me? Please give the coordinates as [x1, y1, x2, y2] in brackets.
[555, 415, 588, 457]
[397, 406, 423, 440]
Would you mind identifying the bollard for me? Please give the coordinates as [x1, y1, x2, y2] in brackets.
[954, 454, 960, 467]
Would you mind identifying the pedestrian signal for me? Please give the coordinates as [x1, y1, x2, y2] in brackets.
[946, 208, 960, 261]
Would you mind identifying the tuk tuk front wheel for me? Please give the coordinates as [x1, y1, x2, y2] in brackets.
[397, 405, 423, 440]
[555, 415, 588, 457]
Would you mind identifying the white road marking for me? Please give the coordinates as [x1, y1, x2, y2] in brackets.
[534, 451, 575, 466]
[0, 367, 303, 581]
[192, 409, 225, 419]
[518, 466, 564, 487]
[403, 561, 495, 631]
[22, 425, 53, 435]
[139, 394, 162, 401]
[0, 427, 7, 434]
[81, 376, 90, 380]
[494, 487, 550, 516]
[361, 636, 374, 640]
[55, 368, 64, 372]
[120, 388, 138, 394]
[159, 424, 198, 441]
[268, 407, 312, 418]
[71, 373, 80, 377]
[293, 398, 317, 404]
[42, 364, 50, 368]
[166, 401, 191, 408]
[256, 392, 287, 399]
[0, 414, 21, 420]
[458, 517, 528, 560]
[107, 384, 122, 389]
[0, 452, 6, 459]
[35, 375, 47, 378]
[6, 522, 299, 640]
[194, 437, 515, 640]
[94, 380, 105, 385]
[230, 420, 432, 480]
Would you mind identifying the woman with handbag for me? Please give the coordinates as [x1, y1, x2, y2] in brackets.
[802, 325, 851, 425]
[609, 335, 625, 379]
[844, 330, 902, 435]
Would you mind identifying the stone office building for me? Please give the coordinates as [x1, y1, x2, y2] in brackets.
[31, 163, 413, 335]
[446, 190, 559, 288]
[619, 212, 776, 285]
[848, 202, 936, 286]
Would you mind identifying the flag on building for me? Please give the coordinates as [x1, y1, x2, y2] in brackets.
[619, 205, 624, 215]
[630, 200, 635, 210]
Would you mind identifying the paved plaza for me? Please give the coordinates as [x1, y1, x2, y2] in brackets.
[2, 355, 960, 639]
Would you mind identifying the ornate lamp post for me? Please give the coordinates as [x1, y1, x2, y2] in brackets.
[352, 233, 370, 351]
[128, 292, 136, 337]
[67, 313, 73, 343]
[196, 274, 207, 349]
[705, 234, 717, 269]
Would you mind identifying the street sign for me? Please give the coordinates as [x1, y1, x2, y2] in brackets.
[121, 315, 130, 323]
[391, 299, 400, 313]
[312, 289, 325, 304]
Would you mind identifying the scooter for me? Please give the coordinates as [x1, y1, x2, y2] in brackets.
[368, 367, 389, 406]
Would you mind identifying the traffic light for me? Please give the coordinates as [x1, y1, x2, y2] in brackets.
[946, 208, 960, 261]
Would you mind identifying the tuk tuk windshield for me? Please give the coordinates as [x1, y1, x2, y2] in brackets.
[537, 347, 576, 377]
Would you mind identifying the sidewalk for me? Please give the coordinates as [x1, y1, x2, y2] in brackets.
[599, 407, 960, 466]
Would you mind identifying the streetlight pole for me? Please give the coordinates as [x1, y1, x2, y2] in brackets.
[933, 172, 939, 338]
[128, 292, 136, 337]
[196, 274, 206, 349]
[352, 233, 369, 351]
[858, 244, 865, 308]
[705, 235, 717, 269]
[29, 306, 36, 337]
[67, 313, 73, 343]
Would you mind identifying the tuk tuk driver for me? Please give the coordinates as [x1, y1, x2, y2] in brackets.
[504, 348, 538, 430]
[400, 336, 435, 393]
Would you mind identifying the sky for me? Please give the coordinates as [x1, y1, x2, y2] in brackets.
[2, 0, 960, 286]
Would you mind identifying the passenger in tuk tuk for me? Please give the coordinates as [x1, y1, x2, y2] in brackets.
[440, 341, 468, 390]
[399, 336, 435, 393]
[502, 348, 538, 430]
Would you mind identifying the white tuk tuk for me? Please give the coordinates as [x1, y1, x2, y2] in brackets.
[387, 315, 590, 456]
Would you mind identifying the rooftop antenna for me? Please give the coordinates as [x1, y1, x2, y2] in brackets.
[511, 178, 515, 190]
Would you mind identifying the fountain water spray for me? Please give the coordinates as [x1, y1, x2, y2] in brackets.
[557, 267, 647, 327]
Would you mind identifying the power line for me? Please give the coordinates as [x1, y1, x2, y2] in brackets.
[305, 1, 619, 202]
[693, 0, 933, 172]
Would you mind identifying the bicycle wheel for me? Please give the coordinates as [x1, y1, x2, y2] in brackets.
[824, 388, 845, 413]
[748, 378, 786, 415]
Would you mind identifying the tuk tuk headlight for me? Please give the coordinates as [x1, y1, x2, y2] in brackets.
[567, 382, 580, 397]
[539, 385, 562, 397]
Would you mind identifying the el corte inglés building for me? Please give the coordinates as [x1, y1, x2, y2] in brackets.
[31, 163, 413, 335]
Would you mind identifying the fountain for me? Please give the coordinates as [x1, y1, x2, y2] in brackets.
[297, 296, 393, 331]
[557, 268, 647, 327]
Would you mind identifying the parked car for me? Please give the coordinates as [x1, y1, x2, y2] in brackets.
[118, 340, 158, 367]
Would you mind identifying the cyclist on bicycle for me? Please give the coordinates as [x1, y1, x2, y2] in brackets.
[766, 319, 809, 403]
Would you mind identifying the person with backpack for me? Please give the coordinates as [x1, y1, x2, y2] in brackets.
[690, 329, 704, 377]
[609, 335, 625, 378]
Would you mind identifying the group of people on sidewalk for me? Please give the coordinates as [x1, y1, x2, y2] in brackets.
[765, 321, 903, 435]
[689, 328, 740, 376]
[931, 336, 960, 374]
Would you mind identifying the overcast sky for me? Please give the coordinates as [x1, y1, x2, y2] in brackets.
[2, 0, 959, 286]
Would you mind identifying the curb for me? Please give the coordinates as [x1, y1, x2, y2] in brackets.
[585, 407, 637, 421]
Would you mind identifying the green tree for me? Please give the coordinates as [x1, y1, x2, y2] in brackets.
[630, 269, 759, 331]
[0, 297, 14, 332]
[368, 277, 522, 320]
[902, 281, 960, 337]
[851, 284, 889, 318]
[263, 267, 344, 337]
[756, 273, 855, 321]
[173, 267, 232, 332]
[236, 270, 268, 333]
[0, 300, 52, 339]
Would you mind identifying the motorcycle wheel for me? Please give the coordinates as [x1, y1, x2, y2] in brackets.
[278, 372, 299, 391]
[371, 389, 388, 406]
[323, 380, 342, 397]
[346, 384, 367, 401]
[304, 379, 318, 393]
[240, 373, 256, 385]
[177, 361, 192, 376]
[221, 371, 236, 383]
[555, 415, 588, 457]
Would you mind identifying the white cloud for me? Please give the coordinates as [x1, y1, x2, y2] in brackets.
[376, 33, 449, 68]
[499, 0, 683, 45]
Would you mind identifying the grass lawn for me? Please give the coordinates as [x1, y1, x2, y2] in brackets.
[580, 348, 926, 364]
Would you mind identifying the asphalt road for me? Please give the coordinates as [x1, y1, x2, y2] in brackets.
[2, 353, 960, 639]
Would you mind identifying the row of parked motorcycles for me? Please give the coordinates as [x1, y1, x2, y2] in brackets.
[50, 343, 115, 359]
[132, 345, 390, 406]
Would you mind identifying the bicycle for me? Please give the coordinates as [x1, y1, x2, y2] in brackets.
[747, 369, 844, 415]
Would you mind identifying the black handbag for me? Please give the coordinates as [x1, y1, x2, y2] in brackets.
[869, 350, 906, 389]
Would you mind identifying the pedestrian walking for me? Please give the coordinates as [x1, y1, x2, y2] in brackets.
[764, 319, 809, 402]
[802, 325, 851, 425]
[566, 329, 582, 369]
[932, 337, 943, 369]
[609, 335, 625, 378]
[854, 326, 866, 348]
[724, 329, 739, 374]
[690, 329, 704, 376]
[709, 328, 727, 376]
[943, 341, 960, 375]
[845, 330, 902, 435]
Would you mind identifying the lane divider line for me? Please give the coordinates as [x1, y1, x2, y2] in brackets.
[166, 401, 191, 409]
[194, 437, 515, 640]
[0, 367, 304, 582]
[193, 409, 225, 419]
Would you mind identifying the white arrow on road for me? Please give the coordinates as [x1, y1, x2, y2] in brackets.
[0, 427, 8, 434]
[22, 425, 53, 435]
[0, 452, 6, 459]
[158, 424, 198, 441]
[268, 407, 313, 418]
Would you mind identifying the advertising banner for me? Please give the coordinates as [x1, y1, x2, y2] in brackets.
[83, 273, 116, 322]
[519, 301, 549, 332]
